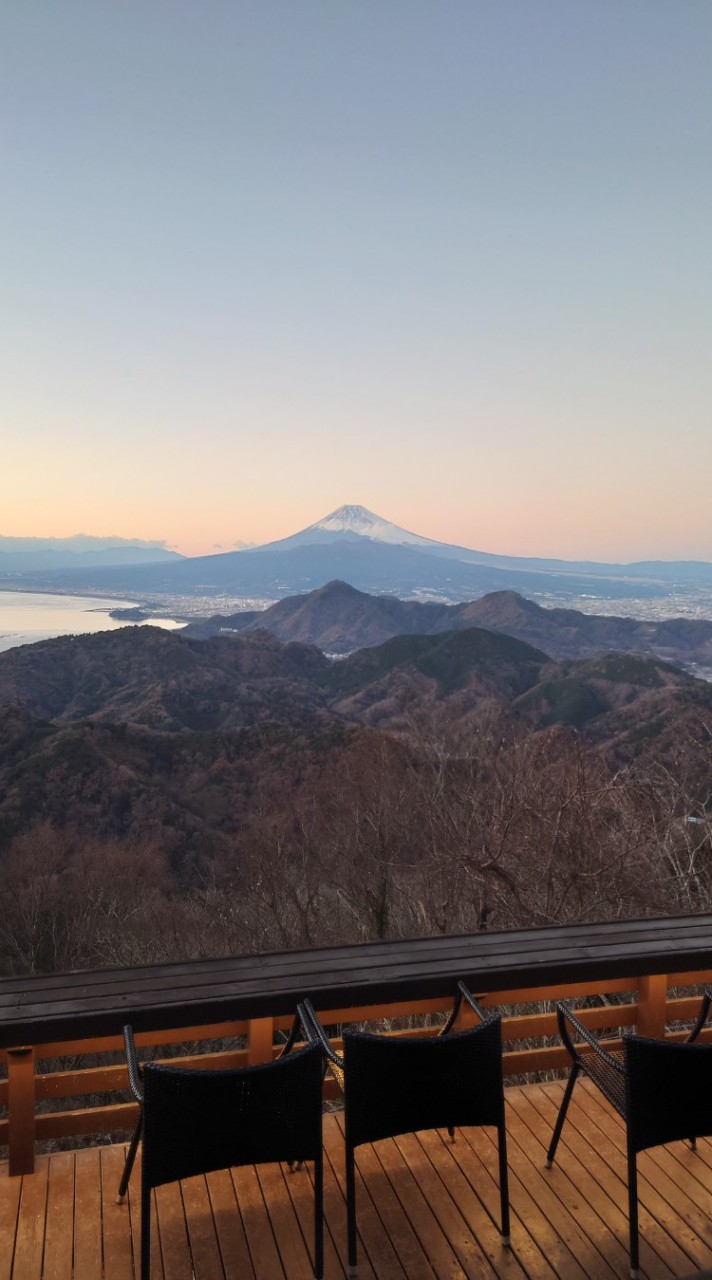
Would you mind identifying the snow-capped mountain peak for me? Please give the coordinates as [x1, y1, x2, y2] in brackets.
[299, 504, 441, 548]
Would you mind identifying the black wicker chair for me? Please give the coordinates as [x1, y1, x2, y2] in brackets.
[118, 1015, 325, 1279]
[547, 992, 712, 1279]
[301, 981, 510, 1277]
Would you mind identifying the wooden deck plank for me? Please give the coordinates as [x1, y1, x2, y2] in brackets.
[0, 1160, 22, 1280]
[316, 1128, 378, 1280]
[322, 1110, 405, 1278]
[435, 1121, 558, 1280]
[554, 1081, 695, 1278]
[205, 1167, 255, 1280]
[414, 1127, 543, 1280]
[577, 1080, 712, 1273]
[458, 1119, 593, 1280]
[332, 1114, 436, 1279]
[665, 1130, 712, 1202]
[125, 1152, 142, 1280]
[371, 1131, 471, 1279]
[428, 1119, 558, 1280]
[391, 1128, 520, 1280]
[256, 1162, 315, 1280]
[642, 1132, 712, 1219]
[350, 1140, 437, 1279]
[101, 1144, 135, 1280]
[11, 1157, 48, 1280]
[73, 1145, 103, 1280]
[524, 1083, 675, 1280]
[123, 1148, 165, 1280]
[280, 1159, 347, 1280]
[180, 1174, 225, 1280]
[504, 1091, 621, 1280]
[42, 1152, 74, 1280]
[8, 1090, 712, 1278]
[508, 1086, 638, 1278]
[230, 1163, 285, 1278]
[154, 1181, 193, 1280]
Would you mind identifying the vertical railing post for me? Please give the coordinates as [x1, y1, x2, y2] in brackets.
[637, 974, 667, 1039]
[247, 1017, 274, 1064]
[7, 1046, 36, 1176]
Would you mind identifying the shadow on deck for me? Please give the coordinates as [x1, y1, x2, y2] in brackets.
[4, 1080, 712, 1280]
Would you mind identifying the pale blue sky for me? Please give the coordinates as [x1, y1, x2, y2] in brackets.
[2, 2, 711, 558]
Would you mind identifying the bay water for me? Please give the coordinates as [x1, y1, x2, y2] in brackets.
[0, 590, 184, 653]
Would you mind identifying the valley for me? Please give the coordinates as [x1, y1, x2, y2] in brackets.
[3, 519, 712, 973]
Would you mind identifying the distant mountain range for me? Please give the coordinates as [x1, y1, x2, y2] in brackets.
[0, 534, 182, 574]
[5, 505, 712, 604]
[183, 579, 712, 676]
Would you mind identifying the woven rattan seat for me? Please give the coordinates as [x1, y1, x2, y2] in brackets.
[547, 993, 712, 1280]
[300, 981, 510, 1277]
[118, 1015, 325, 1279]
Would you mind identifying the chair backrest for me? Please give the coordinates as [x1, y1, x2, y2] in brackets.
[344, 1015, 504, 1149]
[142, 1041, 323, 1190]
[625, 1034, 712, 1154]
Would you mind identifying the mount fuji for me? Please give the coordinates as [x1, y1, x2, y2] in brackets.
[6, 504, 712, 605]
[256, 504, 448, 553]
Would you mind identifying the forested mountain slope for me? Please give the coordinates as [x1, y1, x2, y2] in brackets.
[184, 579, 712, 673]
[2, 622, 712, 972]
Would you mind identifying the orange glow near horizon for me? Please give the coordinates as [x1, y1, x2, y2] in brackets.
[3, 484, 712, 565]
[3, 4, 712, 572]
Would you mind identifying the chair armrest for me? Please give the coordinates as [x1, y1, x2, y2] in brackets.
[278, 1006, 316, 1058]
[457, 980, 492, 1025]
[556, 1002, 625, 1074]
[123, 1025, 144, 1104]
[439, 980, 492, 1035]
[685, 991, 712, 1043]
[300, 1000, 345, 1091]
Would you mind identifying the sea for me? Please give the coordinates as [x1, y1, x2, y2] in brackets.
[0, 590, 185, 653]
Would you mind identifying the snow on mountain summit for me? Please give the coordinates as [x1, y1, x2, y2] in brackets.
[301, 505, 441, 548]
[251, 502, 472, 561]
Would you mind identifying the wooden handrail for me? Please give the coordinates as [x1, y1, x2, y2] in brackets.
[4, 915, 712, 1174]
[3, 913, 712, 1049]
[3, 968, 712, 1175]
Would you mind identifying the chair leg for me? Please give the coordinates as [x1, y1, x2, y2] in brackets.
[447, 1125, 456, 1144]
[141, 1178, 151, 1280]
[628, 1146, 640, 1280]
[314, 1152, 324, 1280]
[546, 1064, 579, 1167]
[498, 1119, 511, 1246]
[346, 1142, 358, 1277]
[117, 1112, 142, 1203]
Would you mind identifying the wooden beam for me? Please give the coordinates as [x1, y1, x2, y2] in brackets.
[35, 1101, 138, 1140]
[32, 1019, 249, 1061]
[7, 1047, 35, 1176]
[247, 1017, 274, 1065]
[637, 973, 667, 1038]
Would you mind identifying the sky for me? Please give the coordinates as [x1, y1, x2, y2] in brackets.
[2, 2, 711, 561]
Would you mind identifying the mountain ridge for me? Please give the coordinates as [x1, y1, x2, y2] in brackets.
[183, 579, 712, 674]
[0, 617, 708, 751]
[5, 504, 712, 604]
[1, 622, 711, 859]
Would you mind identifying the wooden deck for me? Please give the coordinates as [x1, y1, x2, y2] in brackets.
[4, 1079, 712, 1280]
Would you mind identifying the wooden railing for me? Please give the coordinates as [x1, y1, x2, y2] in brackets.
[3, 964, 711, 1177]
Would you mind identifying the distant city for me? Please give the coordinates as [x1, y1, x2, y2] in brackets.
[5, 505, 712, 623]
